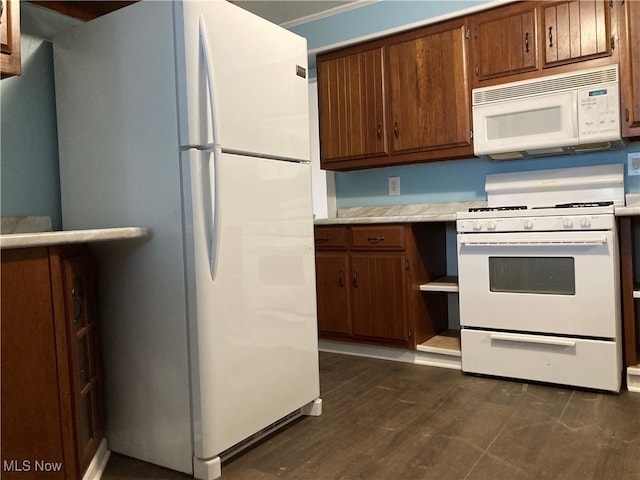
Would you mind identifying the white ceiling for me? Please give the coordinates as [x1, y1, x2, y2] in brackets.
[234, 1, 370, 27]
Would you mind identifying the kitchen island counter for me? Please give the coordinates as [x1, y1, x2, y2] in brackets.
[0, 227, 148, 249]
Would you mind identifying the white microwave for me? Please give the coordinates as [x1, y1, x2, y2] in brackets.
[472, 65, 625, 160]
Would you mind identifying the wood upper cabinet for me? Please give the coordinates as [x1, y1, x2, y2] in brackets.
[619, 0, 640, 138]
[317, 45, 388, 165]
[387, 19, 472, 156]
[470, 0, 617, 88]
[470, 2, 539, 82]
[317, 18, 473, 171]
[542, 0, 611, 68]
[1, 245, 104, 480]
[1, 0, 21, 78]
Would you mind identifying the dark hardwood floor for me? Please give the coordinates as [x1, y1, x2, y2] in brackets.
[103, 351, 640, 479]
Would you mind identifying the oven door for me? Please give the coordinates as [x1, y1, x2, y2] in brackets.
[457, 229, 619, 338]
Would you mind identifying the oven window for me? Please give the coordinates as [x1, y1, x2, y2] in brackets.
[489, 257, 575, 295]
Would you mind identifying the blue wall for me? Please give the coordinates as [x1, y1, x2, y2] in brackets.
[0, 4, 80, 229]
[292, 0, 640, 208]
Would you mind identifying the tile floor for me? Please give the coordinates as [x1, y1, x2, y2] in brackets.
[103, 351, 640, 479]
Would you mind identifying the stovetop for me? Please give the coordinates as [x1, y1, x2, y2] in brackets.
[457, 202, 616, 232]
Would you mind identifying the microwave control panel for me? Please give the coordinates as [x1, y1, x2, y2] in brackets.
[578, 84, 620, 140]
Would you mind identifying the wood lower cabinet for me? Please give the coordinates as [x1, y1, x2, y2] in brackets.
[1, 0, 21, 78]
[314, 223, 447, 349]
[1, 245, 104, 480]
[619, 0, 640, 139]
[619, 216, 639, 368]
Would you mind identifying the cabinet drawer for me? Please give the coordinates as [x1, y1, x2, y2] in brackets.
[314, 227, 349, 250]
[350, 225, 405, 250]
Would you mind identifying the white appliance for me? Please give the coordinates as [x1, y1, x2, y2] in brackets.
[473, 65, 625, 160]
[457, 164, 623, 392]
[53, 1, 321, 478]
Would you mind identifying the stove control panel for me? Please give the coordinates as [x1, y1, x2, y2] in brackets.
[457, 214, 615, 232]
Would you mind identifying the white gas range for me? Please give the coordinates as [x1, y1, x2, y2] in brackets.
[457, 164, 624, 392]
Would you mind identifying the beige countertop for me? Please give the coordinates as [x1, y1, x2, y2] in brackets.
[314, 201, 487, 225]
[315, 196, 640, 225]
[0, 227, 149, 249]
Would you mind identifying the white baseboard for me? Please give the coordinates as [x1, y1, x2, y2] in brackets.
[83, 438, 111, 480]
[318, 339, 462, 370]
[627, 366, 640, 393]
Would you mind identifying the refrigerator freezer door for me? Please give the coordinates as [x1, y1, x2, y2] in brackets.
[182, 150, 320, 460]
[177, 0, 311, 161]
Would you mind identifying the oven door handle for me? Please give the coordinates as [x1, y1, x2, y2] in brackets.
[458, 237, 607, 247]
[490, 333, 576, 348]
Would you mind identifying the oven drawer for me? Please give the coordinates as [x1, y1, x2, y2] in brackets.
[461, 329, 621, 392]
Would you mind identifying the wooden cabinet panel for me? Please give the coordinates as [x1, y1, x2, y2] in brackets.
[317, 45, 387, 164]
[1, 246, 104, 480]
[60, 253, 104, 475]
[350, 253, 409, 345]
[619, 0, 640, 138]
[387, 20, 472, 155]
[543, 0, 611, 68]
[315, 252, 351, 337]
[314, 226, 349, 250]
[471, 2, 538, 82]
[1, 0, 21, 78]
[1, 248, 66, 479]
[351, 224, 405, 250]
[317, 18, 472, 171]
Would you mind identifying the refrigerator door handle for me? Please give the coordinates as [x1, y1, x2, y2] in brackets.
[206, 148, 221, 280]
[199, 15, 219, 146]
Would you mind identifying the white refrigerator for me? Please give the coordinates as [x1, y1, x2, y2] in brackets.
[53, 1, 321, 478]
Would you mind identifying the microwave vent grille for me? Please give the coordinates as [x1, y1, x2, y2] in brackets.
[473, 65, 618, 105]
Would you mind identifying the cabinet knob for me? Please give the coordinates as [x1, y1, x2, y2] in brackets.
[377, 122, 382, 140]
[525, 32, 529, 53]
[352, 270, 358, 288]
[393, 121, 399, 139]
[548, 26, 554, 47]
[367, 236, 385, 243]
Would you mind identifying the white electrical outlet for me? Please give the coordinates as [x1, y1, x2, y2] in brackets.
[629, 152, 640, 176]
[388, 176, 400, 196]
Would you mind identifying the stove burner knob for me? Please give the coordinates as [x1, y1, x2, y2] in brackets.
[563, 218, 574, 229]
[487, 221, 497, 231]
[473, 221, 483, 231]
[580, 217, 591, 228]
[524, 219, 534, 230]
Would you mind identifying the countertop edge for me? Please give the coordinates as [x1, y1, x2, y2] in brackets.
[0, 227, 149, 249]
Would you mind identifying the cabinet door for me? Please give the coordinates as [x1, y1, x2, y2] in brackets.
[1, 248, 66, 479]
[542, 0, 611, 68]
[471, 2, 538, 83]
[317, 45, 387, 164]
[61, 253, 104, 477]
[619, 0, 640, 138]
[315, 252, 351, 337]
[350, 253, 409, 346]
[1, 0, 21, 78]
[387, 20, 472, 155]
